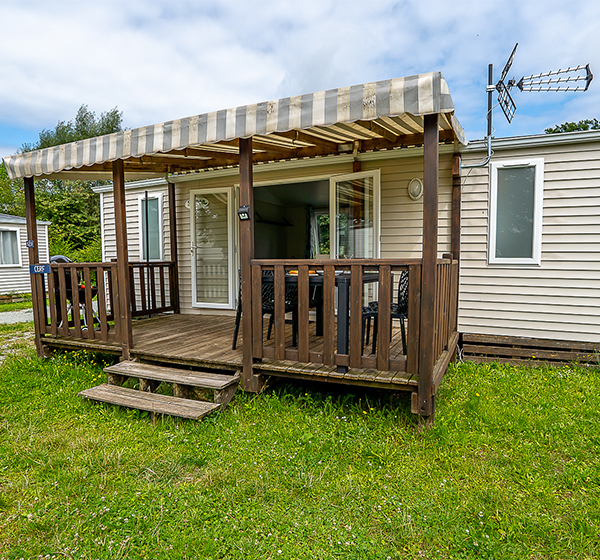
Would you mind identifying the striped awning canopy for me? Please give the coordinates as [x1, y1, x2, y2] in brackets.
[3, 71, 466, 181]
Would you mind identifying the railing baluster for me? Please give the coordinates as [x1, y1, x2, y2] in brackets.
[251, 264, 263, 359]
[323, 264, 335, 366]
[407, 264, 421, 375]
[298, 265, 310, 362]
[58, 267, 69, 337]
[349, 264, 363, 368]
[96, 265, 108, 341]
[274, 265, 286, 360]
[376, 265, 391, 372]
[159, 265, 166, 308]
[83, 266, 95, 340]
[150, 265, 157, 310]
[48, 269, 57, 337]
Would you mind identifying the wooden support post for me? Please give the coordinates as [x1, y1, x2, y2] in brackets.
[24, 177, 44, 358]
[112, 159, 133, 360]
[451, 153, 461, 264]
[239, 138, 262, 392]
[168, 181, 180, 313]
[418, 114, 439, 419]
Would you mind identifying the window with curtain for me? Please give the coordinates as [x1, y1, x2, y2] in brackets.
[0, 229, 20, 266]
[489, 158, 544, 265]
[139, 195, 162, 261]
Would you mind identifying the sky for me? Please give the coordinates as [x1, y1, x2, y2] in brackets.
[1, 0, 599, 157]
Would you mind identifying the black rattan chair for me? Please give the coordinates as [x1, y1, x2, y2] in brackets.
[361, 270, 409, 355]
[232, 270, 298, 350]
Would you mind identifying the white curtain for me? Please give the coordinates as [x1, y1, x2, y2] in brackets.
[0, 230, 19, 265]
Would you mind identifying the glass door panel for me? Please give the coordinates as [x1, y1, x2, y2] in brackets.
[191, 189, 234, 308]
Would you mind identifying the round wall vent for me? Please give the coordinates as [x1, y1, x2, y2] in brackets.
[407, 178, 423, 201]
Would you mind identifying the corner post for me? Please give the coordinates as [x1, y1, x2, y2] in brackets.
[418, 113, 439, 420]
[112, 159, 133, 359]
[168, 181, 180, 314]
[24, 176, 44, 357]
[239, 138, 261, 392]
[451, 153, 461, 264]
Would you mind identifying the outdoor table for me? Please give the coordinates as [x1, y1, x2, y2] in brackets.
[262, 271, 379, 373]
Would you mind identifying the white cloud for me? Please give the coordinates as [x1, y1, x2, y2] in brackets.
[1, 0, 599, 149]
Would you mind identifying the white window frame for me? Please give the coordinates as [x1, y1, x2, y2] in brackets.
[488, 157, 544, 266]
[137, 193, 164, 261]
[0, 227, 22, 267]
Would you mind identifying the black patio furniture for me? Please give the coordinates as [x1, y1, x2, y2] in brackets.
[361, 269, 409, 355]
[232, 270, 298, 350]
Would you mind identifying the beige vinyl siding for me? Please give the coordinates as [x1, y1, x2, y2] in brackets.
[99, 150, 454, 315]
[460, 139, 600, 343]
[0, 222, 49, 295]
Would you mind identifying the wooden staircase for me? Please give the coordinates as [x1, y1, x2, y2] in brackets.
[79, 361, 239, 421]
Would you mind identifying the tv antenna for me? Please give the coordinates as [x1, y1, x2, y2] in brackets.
[463, 43, 593, 169]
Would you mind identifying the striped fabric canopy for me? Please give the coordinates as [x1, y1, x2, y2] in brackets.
[3, 71, 466, 180]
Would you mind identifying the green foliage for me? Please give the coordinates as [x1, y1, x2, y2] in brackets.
[1, 331, 599, 559]
[3, 104, 123, 260]
[545, 118, 600, 134]
[19, 105, 123, 153]
[0, 163, 25, 217]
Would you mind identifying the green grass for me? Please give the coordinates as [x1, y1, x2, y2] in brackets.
[0, 323, 599, 559]
[0, 299, 33, 312]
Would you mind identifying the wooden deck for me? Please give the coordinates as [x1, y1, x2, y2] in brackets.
[41, 313, 418, 391]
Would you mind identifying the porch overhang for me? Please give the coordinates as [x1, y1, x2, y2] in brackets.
[3, 71, 466, 181]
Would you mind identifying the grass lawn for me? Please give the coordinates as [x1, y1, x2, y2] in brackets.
[0, 322, 598, 559]
[0, 299, 33, 313]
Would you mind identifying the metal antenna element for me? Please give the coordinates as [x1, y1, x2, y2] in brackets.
[489, 43, 593, 123]
[518, 65, 593, 92]
[462, 43, 593, 170]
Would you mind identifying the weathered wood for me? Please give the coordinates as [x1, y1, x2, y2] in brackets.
[167, 181, 180, 313]
[24, 177, 44, 357]
[298, 265, 310, 362]
[462, 332, 600, 352]
[79, 384, 220, 420]
[451, 153, 461, 264]
[417, 113, 439, 418]
[139, 378, 160, 393]
[214, 382, 238, 406]
[239, 138, 260, 391]
[406, 264, 421, 375]
[432, 331, 459, 394]
[96, 265, 109, 341]
[376, 265, 392, 371]
[274, 265, 286, 359]
[462, 344, 598, 363]
[113, 159, 133, 358]
[349, 265, 363, 368]
[323, 265, 336, 366]
[105, 361, 239, 389]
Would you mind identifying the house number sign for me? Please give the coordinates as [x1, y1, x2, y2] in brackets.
[26, 240, 35, 248]
[30, 264, 51, 274]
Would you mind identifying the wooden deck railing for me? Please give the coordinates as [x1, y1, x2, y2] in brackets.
[129, 261, 178, 318]
[40, 262, 120, 342]
[250, 259, 424, 373]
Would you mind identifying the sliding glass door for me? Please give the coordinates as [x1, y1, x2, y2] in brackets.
[330, 171, 380, 259]
[191, 187, 236, 309]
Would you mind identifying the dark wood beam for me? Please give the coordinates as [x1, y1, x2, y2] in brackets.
[451, 153, 461, 263]
[418, 113, 439, 421]
[24, 177, 44, 357]
[239, 138, 259, 392]
[113, 159, 133, 359]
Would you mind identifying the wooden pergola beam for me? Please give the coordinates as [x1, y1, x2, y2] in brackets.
[418, 113, 439, 421]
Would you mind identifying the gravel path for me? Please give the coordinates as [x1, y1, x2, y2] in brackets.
[0, 308, 35, 324]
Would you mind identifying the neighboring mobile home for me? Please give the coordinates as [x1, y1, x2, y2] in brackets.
[459, 130, 600, 363]
[1, 71, 473, 421]
[0, 213, 50, 296]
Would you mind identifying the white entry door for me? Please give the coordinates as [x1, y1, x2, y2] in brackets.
[191, 187, 236, 309]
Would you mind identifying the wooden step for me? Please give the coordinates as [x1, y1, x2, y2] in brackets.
[104, 361, 239, 389]
[79, 384, 221, 420]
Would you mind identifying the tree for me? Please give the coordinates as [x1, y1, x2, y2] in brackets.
[2, 104, 124, 261]
[545, 118, 600, 134]
[19, 104, 123, 152]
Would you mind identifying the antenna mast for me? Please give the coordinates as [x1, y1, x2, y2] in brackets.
[463, 43, 592, 169]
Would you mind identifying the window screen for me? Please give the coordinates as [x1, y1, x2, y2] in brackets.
[0, 230, 20, 265]
[495, 166, 536, 259]
[141, 197, 161, 260]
